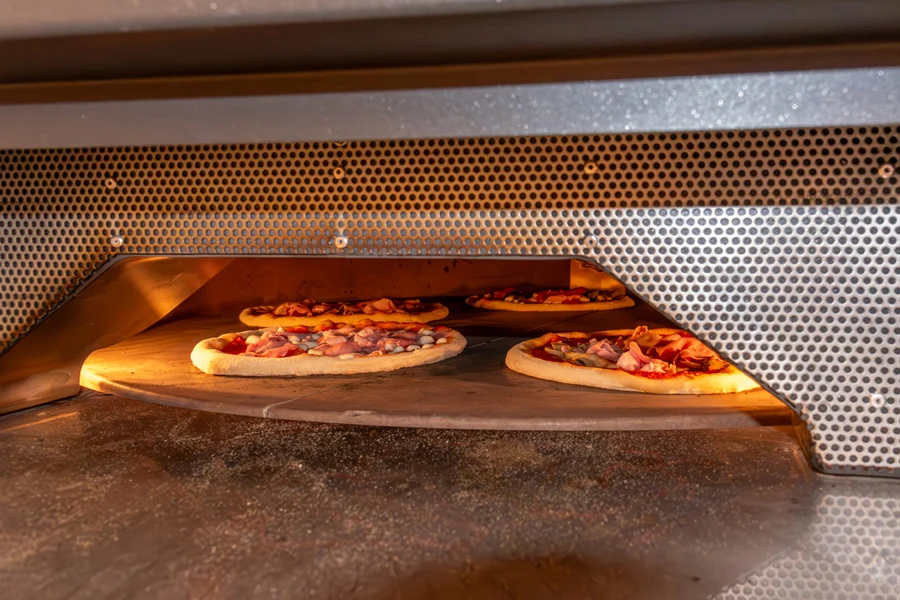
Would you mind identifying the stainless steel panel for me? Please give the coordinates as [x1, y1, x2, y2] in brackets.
[0, 257, 231, 411]
[1, 127, 898, 475]
[1, 392, 896, 599]
[0, 68, 898, 149]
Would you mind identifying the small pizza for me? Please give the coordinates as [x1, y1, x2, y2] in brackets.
[240, 297, 449, 328]
[466, 287, 634, 312]
[505, 326, 758, 394]
[192, 320, 466, 377]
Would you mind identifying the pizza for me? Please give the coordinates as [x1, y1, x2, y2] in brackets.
[192, 319, 466, 376]
[239, 297, 449, 328]
[505, 326, 758, 394]
[466, 286, 634, 312]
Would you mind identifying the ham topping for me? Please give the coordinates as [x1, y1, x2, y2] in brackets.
[481, 286, 627, 304]
[260, 297, 433, 318]
[222, 320, 453, 359]
[533, 327, 727, 375]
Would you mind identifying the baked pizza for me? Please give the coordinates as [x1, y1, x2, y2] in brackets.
[192, 320, 466, 376]
[505, 326, 758, 394]
[467, 286, 633, 312]
[239, 297, 449, 328]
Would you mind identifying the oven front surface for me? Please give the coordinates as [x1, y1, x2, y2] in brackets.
[2, 393, 897, 600]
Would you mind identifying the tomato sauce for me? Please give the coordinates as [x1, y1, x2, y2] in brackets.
[221, 336, 248, 355]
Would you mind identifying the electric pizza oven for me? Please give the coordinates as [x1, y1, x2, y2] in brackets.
[1, 2, 899, 598]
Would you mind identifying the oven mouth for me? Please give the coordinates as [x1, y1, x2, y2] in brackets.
[0, 255, 793, 430]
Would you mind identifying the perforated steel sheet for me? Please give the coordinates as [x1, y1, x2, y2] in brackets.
[1, 126, 898, 475]
[716, 486, 900, 600]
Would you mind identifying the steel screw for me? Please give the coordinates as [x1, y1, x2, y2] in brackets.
[583, 162, 599, 175]
[104, 178, 118, 190]
[583, 234, 599, 248]
[109, 235, 124, 249]
[877, 163, 894, 179]
[333, 167, 346, 180]
[869, 393, 885, 409]
[334, 235, 348, 249]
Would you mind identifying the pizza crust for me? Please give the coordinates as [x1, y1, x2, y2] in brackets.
[192, 328, 467, 376]
[505, 329, 759, 395]
[467, 296, 634, 312]
[239, 304, 449, 328]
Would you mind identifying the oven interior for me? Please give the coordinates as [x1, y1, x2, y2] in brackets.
[41, 256, 787, 430]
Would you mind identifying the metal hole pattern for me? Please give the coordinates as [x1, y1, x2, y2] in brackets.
[1, 127, 898, 475]
[716, 489, 900, 599]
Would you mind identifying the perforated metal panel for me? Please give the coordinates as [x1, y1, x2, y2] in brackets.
[1, 127, 898, 475]
[716, 486, 900, 599]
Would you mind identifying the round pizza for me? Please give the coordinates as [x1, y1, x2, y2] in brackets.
[505, 326, 758, 394]
[239, 297, 449, 328]
[467, 287, 633, 312]
[192, 320, 466, 376]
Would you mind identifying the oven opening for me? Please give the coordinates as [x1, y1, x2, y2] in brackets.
[70, 256, 792, 430]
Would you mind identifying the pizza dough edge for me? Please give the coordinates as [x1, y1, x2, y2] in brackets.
[505, 330, 759, 395]
[239, 304, 450, 328]
[191, 328, 467, 376]
[466, 296, 635, 312]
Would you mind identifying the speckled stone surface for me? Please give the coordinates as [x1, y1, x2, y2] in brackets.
[0, 391, 880, 599]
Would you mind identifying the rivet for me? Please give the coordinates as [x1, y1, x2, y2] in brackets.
[583, 234, 599, 248]
[104, 178, 118, 190]
[868, 393, 885, 408]
[333, 167, 345, 180]
[334, 235, 348, 249]
[877, 163, 894, 179]
[109, 235, 124, 249]
[583, 162, 599, 175]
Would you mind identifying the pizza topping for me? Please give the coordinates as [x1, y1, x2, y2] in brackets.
[258, 297, 435, 318]
[479, 287, 627, 305]
[221, 319, 454, 359]
[531, 327, 729, 376]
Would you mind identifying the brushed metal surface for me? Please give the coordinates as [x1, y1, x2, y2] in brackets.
[0, 257, 232, 411]
[0, 68, 898, 149]
[2, 392, 896, 600]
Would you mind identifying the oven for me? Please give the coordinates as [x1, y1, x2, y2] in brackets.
[1, 1, 899, 598]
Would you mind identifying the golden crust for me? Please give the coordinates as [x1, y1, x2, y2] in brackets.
[505, 330, 759, 395]
[239, 304, 449, 328]
[192, 328, 466, 377]
[467, 296, 634, 312]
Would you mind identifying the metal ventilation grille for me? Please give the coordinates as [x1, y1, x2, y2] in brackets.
[1, 127, 898, 475]
[716, 487, 900, 599]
